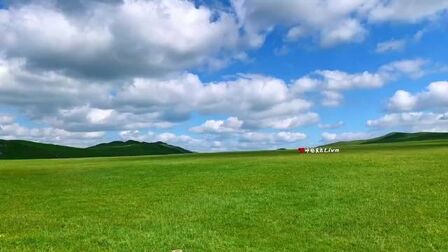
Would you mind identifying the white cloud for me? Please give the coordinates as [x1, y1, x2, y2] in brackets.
[369, 81, 448, 133]
[321, 90, 344, 107]
[231, 0, 448, 48]
[0, 0, 241, 78]
[318, 121, 344, 129]
[0, 57, 319, 132]
[291, 77, 320, 94]
[321, 131, 376, 143]
[190, 117, 243, 134]
[375, 39, 406, 53]
[86, 108, 114, 124]
[380, 59, 427, 78]
[0, 55, 434, 136]
[388, 90, 418, 111]
[367, 0, 448, 22]
[119, 130, 205, 150]
[120, 128, 307, 152]
[0, 114, 105, 146]
[319, 18, 366, 47]
[0, 115, 14, 124]
[291, 59, 428, 107]
[285, 25, 306, 41]
[0, 57, 108, 116]
[388, 81, 448, 111]
[115, 73, 318, 129]
[241, 131, 306, 144]
[231, 0, 368, 47]
[367, 112, 448, 132]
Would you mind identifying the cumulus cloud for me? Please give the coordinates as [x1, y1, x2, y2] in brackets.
[0, 58, 320, 132]
[231, 0, 448, 48]
[0, 57, 108, 117]
[0, 55, 431, 134]
[231, 0, 368, 47]
[115, 73, 318, 130]
[321, 131, 376, 143]
[120, 128, 307, 152]
[0, 0, 241, 78]
[388, 81, 448, 111]
[388, 90, 418, 111]
[318, 121, 344, 129]
[368, 81, 448, 133]
[119, 129, 206, 150]
[0, 114, 105, 146]
[190, 117, 243, 134]
[367, 112, 448, 132]
[291, 59, 428, 107]
[376, 39, 406, 53]
[367, 0, 448, 22]
[241, 131, 306, 143]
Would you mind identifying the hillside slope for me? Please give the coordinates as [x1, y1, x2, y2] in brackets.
[0, 139, 191, 159]
[362, 132, 448, 144]
[324, 132, 448, 147]
[87, 140, 192, 156]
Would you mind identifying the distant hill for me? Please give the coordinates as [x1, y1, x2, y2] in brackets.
[323, 132, 448, 147]
[362, 132, 448, 144]
[0, 139, 191, 159]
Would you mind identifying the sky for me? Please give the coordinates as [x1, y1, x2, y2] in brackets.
[0, 0, 447, 151]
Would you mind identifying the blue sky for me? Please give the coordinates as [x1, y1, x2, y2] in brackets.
[0, 0, 447, 151]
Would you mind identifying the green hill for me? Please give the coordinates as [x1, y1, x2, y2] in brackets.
[323, 132, 448, 148]
[362, 132, 448, 144]
[0, 139, 191, 159]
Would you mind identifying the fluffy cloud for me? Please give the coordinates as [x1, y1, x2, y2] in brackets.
[321, 131, 376, 143]
[46, 105, 174, 132]
[318, 121, 344, 129]
[115, 73, 318, 129]
[367, 112, 448, 132]
[388, 81, 448, 111]
[119, 129, 307, 152]
[190, 117, 244, 134]
[375, 39, 406, 53]
[0, 54, 433, 136]
[368, 81, 448, 133]
[0, 0, 241, 78]
[0, 58, 319, 132]
[367, 0, 448, 22]
[388, 90, 418, 112]
[119, 130, 207, 150]
[241, 131, 306, 143]
[1, 55, 430, 133]
[232, 0, 448, 47]
[0, 114, 105, 146]
[0, 57, 108, 117]
[232, 0, 368, 47]
[291, 59, 428, 106]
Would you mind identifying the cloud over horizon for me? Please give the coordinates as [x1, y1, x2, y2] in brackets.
[0, 0, 447, 150]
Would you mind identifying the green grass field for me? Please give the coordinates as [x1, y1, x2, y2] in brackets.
[1, 141, 447, 251]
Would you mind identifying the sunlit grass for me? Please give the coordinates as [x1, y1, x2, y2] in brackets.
[1, 143, 447, 251]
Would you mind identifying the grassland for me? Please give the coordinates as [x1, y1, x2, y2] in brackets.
[0, 141, 447, 251]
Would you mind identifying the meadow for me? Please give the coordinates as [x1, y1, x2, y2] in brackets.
[0, 141, 447, 251]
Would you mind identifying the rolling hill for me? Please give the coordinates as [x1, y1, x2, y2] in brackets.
[0, 139, 191, 159]
[323, 132, 448, 148]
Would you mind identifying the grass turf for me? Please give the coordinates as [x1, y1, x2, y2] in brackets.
[0, 142, 447, 251]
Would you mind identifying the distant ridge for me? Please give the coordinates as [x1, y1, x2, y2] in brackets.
[362, 132, 448, 144]
[324, 132, 448, 147]
[0, 139, 192, 159]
